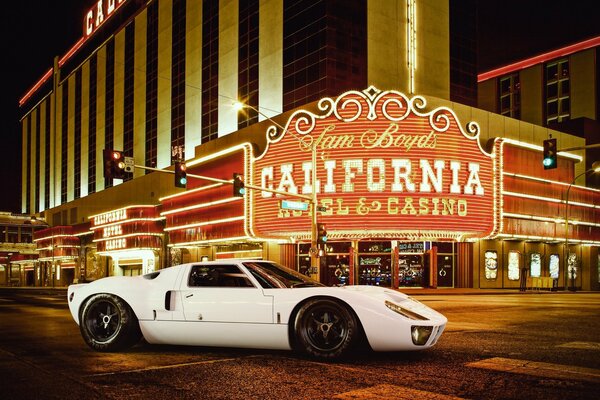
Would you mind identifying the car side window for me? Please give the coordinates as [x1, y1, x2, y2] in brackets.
[188, 265, 254, 288]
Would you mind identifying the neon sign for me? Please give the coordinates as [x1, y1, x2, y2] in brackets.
[92, 208, 127, 226]
[90, 206, 163, 253]
[84, 0, 128, 37]
[251, 86, 501, 241]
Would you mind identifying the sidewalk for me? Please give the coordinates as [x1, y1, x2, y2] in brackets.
[1, 286, 589, 296]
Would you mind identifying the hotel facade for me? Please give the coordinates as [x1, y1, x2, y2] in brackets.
[16, 0, 600, 291]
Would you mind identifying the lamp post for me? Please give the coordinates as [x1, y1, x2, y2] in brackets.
[233, 101, 321, 277]
[564, 160, 600, 291]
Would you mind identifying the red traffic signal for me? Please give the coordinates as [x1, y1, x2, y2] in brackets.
[103, 149, 126, 180]
[174, 161, 187, 188]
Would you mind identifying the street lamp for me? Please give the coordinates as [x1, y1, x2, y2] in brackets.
[233, 101, 321, 277]
[564, 160, 600, 291]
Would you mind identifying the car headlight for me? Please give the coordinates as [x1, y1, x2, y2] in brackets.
[385, 300, 429, 321]
[411, 326, 434, 345]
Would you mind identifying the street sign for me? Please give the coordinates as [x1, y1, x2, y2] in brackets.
[124, 156, 135, 173]
[280, 199, 309, 211]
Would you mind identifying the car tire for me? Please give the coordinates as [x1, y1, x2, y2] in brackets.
[79, 293, 141, 352]
[294, 298, 358, 359]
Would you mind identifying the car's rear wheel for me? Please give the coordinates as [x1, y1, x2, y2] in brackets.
[79, 293, 141, 352]
[294, 298, 358, 359]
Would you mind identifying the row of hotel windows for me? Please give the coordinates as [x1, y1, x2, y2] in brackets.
[484, 250, 569, 281]
[499, 58, 570, 124]
[23, 0, 367, 215]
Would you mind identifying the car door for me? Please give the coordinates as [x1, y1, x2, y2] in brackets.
[180, 263, 273, 324]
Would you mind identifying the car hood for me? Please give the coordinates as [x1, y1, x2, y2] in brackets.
[339, 285, 445, 321]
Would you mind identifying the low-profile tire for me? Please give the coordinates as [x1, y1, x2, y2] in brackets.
[79, 293, 141, 352]
[293, 298, 358, 359]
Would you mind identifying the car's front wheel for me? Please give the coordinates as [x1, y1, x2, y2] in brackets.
[79, 293, 141, 352]
[294, 298, 358, 359]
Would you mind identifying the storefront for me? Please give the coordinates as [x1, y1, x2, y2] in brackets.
[89, 206, 164, 277]
[297, 240, 454, 288]
[33, 226, 82, 287]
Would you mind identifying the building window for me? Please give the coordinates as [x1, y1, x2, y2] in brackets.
[507, 250, 520, 281]
[45, 99, 51, 209]
[74, 69, 82, 199]
[498, 73, 520, 119]
[545, 58, 570, 124]
[484, 250, 498, 280]
[88, 54, 98, 194]
[35, 108, 41, 213]
[171, 0, 186, 162]
[238, 0, 259, 129]
[104, 38, 115, 188]
[529, 253, 541, 278]
[25, 116, 31, 214]
[61, 80, 69, 204]
[283, 0, 367, 111]
[202, 0, 219, 143]
[123, 22, 135, 181]
[145, 1, 159, 170]
[549, 253, 560, 279]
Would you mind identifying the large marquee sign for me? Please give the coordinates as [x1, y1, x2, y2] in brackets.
[250, 87, 501, 241]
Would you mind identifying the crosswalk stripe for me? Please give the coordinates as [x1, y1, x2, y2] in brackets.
[557, 341, 600, 350]
[333, 384, 465, 400]
[466, 357, 600, 383]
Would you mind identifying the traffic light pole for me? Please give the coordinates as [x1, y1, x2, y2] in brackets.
[310, 146, 319, 278]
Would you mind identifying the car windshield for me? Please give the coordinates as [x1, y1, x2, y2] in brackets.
[243, 261, 324, 289]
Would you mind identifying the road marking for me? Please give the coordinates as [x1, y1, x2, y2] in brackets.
[466, 357, 600, 383]
[37, 296, 65, 301]
[333, 384, 464, 400]
[445, 322, 496, 332]
[557, 341, 600, 351]
[85, 355, 260, 377]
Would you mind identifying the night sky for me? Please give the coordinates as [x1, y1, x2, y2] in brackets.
[1, 1, 599, 213]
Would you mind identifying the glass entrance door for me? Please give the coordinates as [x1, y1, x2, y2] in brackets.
[398, 254, 424, 287]
[357, 241, 392, 287]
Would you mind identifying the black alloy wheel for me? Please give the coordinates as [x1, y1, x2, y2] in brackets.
[294, 298, 358, 359]
[79, 293, 141, 352]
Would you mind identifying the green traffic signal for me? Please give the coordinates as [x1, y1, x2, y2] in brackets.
[317, 223, 327, 244]
[542, 138, 557, 169]
[233, 173, 245, 197]
[174, 161, 187, 188]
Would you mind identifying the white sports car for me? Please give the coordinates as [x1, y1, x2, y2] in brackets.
[68, 260, 447, 359]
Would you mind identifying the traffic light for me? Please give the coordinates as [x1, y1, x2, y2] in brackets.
[233, 173, 245, 197]
[542, 138, 557, 169]
[317, 223, 327, 244]
[103, 149, 126, 180]
[174, 161, 187, 188]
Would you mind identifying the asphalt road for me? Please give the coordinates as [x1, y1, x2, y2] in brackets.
[0, 289, 598, 399]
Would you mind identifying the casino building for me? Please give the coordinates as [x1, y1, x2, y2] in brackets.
[19, 0, 600, 290]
